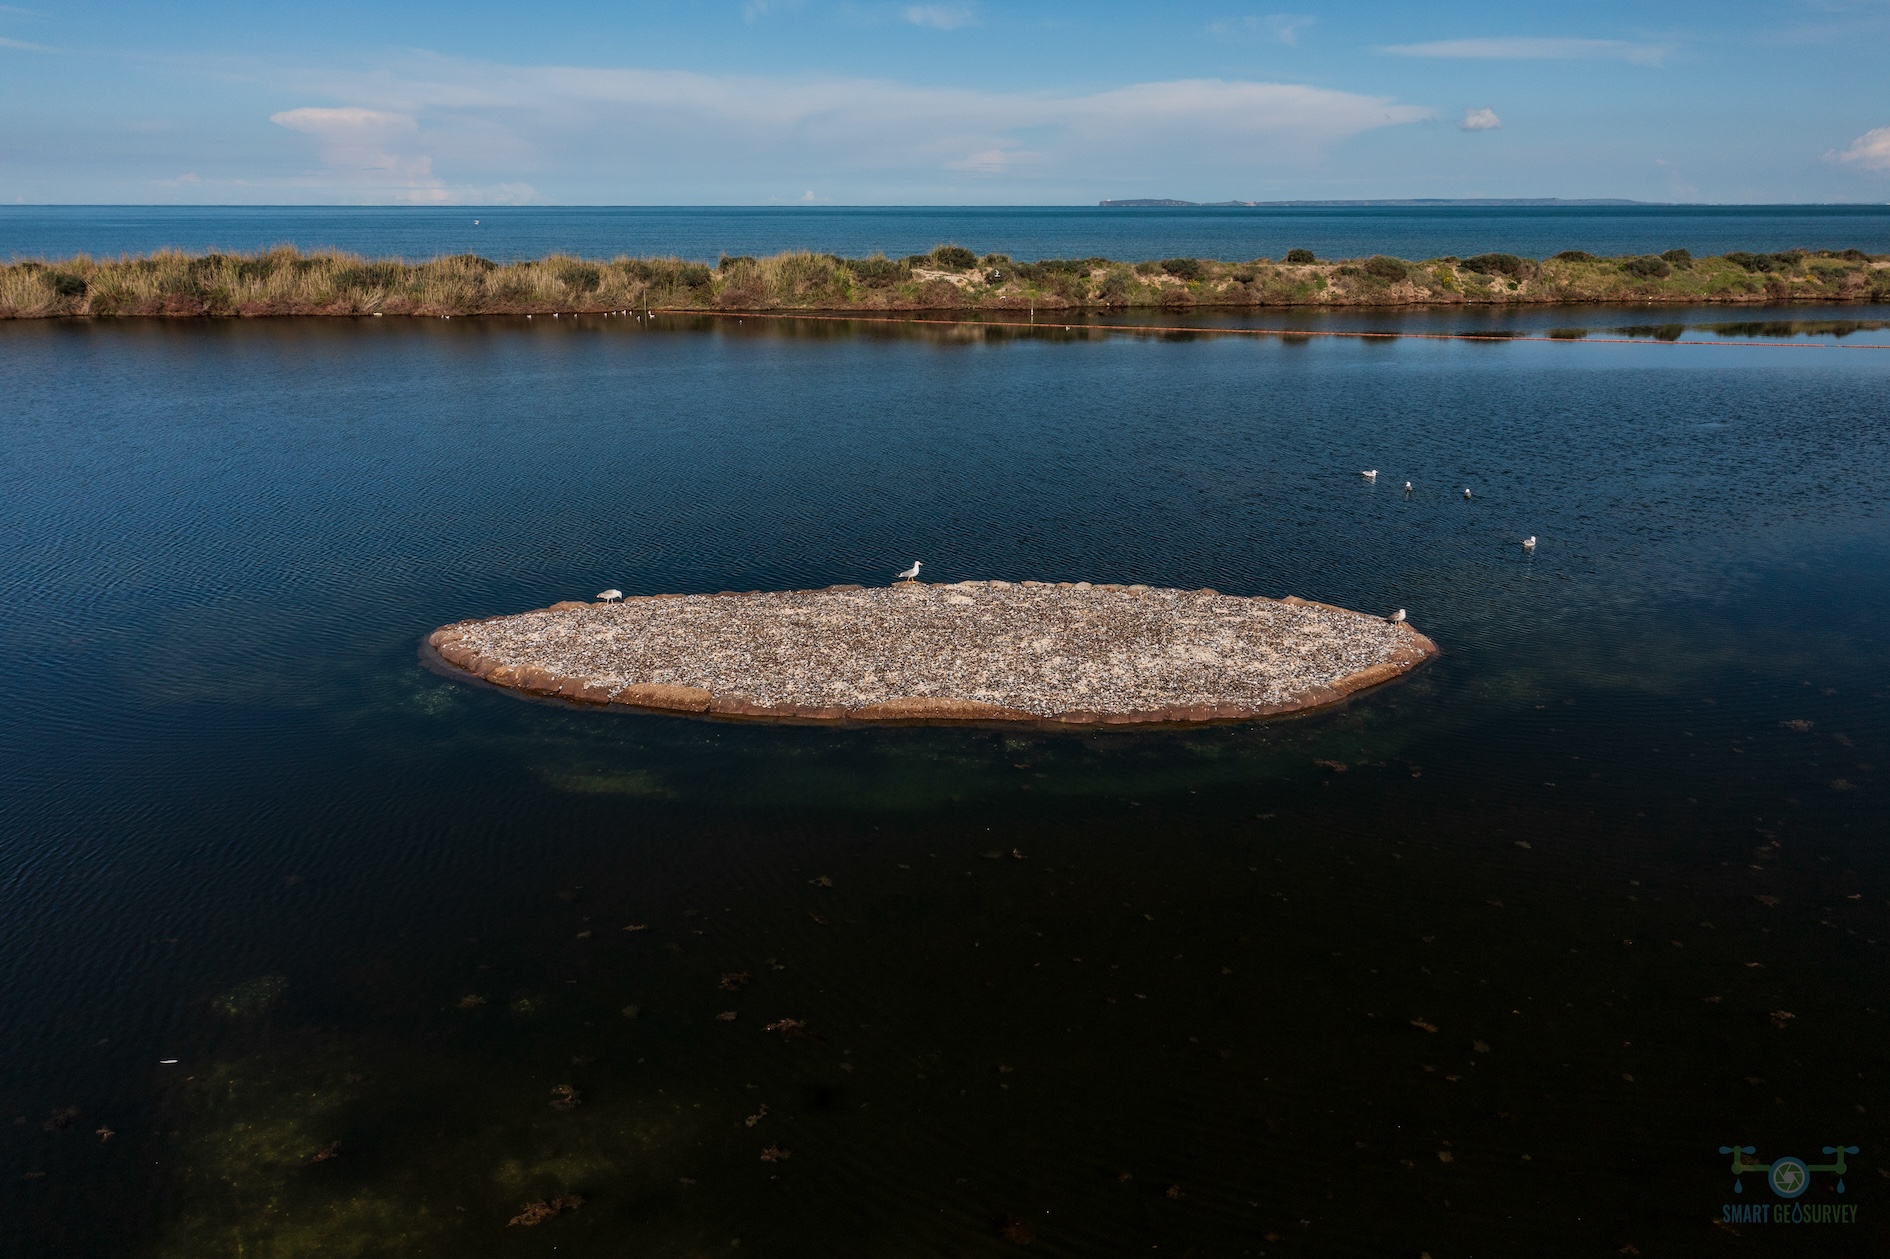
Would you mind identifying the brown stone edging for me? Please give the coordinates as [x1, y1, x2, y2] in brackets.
[422, 583, 1439, 728]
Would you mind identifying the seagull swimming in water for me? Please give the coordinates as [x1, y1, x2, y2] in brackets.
[1361, 469, 1378, 481]
[1521, 536, 1537, 551]
[1462, 487, 1473, 500]
[895, 560, 923, 585]
[1403, 481, 1413, 495]
[596, 589, 623, 602]
[1388, 608, 1407, 625]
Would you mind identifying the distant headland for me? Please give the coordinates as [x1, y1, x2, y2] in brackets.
[2, 243, 1883, 318]
[1098, 198, 1657, 208]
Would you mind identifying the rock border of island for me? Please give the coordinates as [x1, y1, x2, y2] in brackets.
[423, 583, 1439, 727]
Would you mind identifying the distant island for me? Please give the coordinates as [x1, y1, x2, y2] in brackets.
[2, 244, 1882, 318]
[1099, 198, 1657, 208]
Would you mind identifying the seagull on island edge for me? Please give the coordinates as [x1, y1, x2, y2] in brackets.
[896, 561, 923, 585]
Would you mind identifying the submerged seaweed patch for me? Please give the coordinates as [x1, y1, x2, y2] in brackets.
[213, 975, 288, 1019]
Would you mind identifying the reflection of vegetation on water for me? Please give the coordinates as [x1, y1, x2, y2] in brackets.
[157, 1033, 704, 1258]
[1610, 318, 1890, 340]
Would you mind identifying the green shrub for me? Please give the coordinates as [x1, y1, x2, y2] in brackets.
[1622, 256, 1671, 279]
[929, 246, 978, 269]
[1546, 328, 1589, 339]
[717, 254, 756, 272]
[558, 263, 602, 291]
[1462, 253, 1530, 278]
[335, 262, 405, 290]
[1553, 250, 1597, 262]
[184, 253, 231, 282]
[1133, 261, 1161, 276]
[1159, 257, 1200, 279]
[1284, 249, 1316, 264]
[1364, 255, 1407, 281]
[1724, 252, 1773, 273]
[1098, 270, 1132, 300]
[1045, 271, 1090, 301]
[49, 272, 88, 298]
[1660, 248, 1692, 266]
[1836, 248, 1868, 262]
[845, 256, 908, 287]
[443, 254, 496, 271]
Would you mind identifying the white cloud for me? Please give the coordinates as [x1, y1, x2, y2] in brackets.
[948, 147, 1038, 174]
[270, 57, 1431, 198]
[1832, 126, 1890, 172]
[269, 106, 536, 204]
[1379, 37, 1671, 66]
[903, 4, 977, 29]
[269, 107, 436, 197]
[1459, 107, 1501, 131]
[271, 106, 416, 135]
[742, 0, 801, 21]
[1208, 13, 1316, 46]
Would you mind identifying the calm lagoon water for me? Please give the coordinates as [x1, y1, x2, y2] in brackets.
[5, 203, 1890, 265]
[2, 306, 1889, 1254]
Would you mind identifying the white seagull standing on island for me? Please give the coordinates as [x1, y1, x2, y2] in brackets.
[596, 589, 623, 602]
[895, 561, 923, 585]
[1388, 608, 1407, 625]
[1361, 469, 1378, 481]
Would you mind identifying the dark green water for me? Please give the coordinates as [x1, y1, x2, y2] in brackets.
[2, 308, 1887, 1255]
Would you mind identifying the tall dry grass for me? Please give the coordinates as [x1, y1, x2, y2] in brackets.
[1, 245, 1883, 318]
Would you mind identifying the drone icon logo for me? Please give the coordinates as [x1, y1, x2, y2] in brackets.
[1719, 1144, 1858, 1197]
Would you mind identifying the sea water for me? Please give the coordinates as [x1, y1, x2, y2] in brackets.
[4, 203, 1890, 264]
[1, 308, 1887, 1254]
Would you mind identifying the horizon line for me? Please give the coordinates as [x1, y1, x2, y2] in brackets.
[7, 201, 1890, 212]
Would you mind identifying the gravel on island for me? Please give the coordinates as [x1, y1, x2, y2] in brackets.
[426, 581, 1437, 725]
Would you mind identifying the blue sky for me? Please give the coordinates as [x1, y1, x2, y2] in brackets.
[3, 1, 1888, 204]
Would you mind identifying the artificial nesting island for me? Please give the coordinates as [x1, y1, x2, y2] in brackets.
[427, 580, 1438, 726]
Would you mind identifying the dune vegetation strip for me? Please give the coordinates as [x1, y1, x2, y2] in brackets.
[3, 244, 1886, 320]
[427, 581, 1438, 727]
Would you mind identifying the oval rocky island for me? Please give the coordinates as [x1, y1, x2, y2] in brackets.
[425, 581, 1438, 726]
